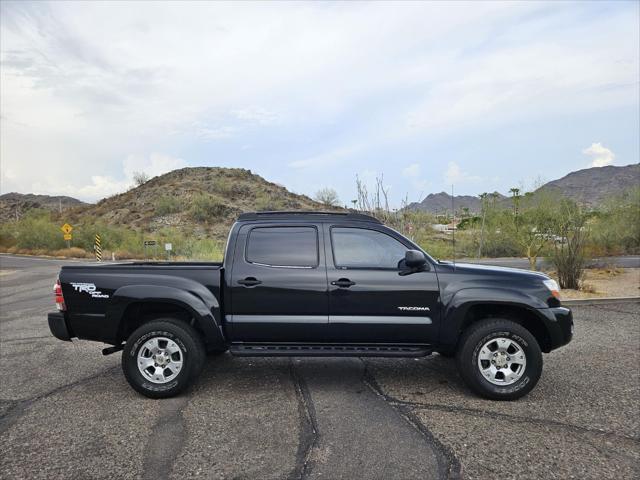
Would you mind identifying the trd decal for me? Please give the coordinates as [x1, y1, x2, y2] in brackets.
[70, 282, 109, 299]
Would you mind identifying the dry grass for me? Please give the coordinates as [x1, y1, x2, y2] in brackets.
[50, 247, 92, 258]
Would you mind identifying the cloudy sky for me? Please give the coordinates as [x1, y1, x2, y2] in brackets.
[1, 1, 638, 206]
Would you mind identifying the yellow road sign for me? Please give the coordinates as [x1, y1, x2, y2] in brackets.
[63, 234, 72, 241]
[61, 223, 73, 235]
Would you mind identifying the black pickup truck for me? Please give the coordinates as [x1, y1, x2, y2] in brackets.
[48, 211, 573, 400]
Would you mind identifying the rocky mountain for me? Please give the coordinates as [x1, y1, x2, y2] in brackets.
[4, 163, 637, 228]
[0, 193, 86, 222]
[406, 192, 506, 215]
[536, 163, 639, 207]
[66, 167, 339, 237]
[407, 163, 639, 214]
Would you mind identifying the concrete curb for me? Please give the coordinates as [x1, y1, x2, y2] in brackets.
[562, 297, 640, 306]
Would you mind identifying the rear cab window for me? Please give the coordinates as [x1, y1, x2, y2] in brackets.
[245, 226, 318, 268]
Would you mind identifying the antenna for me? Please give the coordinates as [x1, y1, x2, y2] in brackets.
[451, 184, 456, 268]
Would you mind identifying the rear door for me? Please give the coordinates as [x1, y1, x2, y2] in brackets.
[325, 225, 440, 344]
[227, 223, 329, 342]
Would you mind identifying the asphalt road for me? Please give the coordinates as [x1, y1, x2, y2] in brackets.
[460, 255, 640, 270]
[1, 254, 638, 479]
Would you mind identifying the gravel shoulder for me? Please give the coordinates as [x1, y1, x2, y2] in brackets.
[559, 268, 640, 300]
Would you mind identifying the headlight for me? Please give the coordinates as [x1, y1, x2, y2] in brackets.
[543, 279, 561, 299]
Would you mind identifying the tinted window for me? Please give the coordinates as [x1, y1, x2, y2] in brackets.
[332, 228, 407, 269]
[246, 227, 318, 267]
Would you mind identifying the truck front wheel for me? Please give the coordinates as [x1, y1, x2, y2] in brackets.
[456, 318, 542, 400]
[122, 318, 205, 398]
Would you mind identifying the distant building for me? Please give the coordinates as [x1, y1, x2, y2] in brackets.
[432, 220, 459, 233]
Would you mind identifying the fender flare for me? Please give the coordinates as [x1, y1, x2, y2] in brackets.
[439, 287, 551, 347]
[107, 284, 225, 347]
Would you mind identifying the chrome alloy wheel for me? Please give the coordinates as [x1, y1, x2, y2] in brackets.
[137, 337, 184, 384]
[477, 337, 527, 386]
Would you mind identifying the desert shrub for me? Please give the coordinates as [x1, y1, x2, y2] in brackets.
[315, 187, 341, 207]
[179, 238, 225, 261]
[587, 187, 640, 255]
[69, 222, 143, 255]
[209, 177, 232, 195]
[11, 210, 66, 250]
[419, 238, 452, 260]
[133, 171, 150, 186]
[254, 195, 286, 211]
[551, 200, 589, 289]
[189, 194, 230, 222]
[155, 196, 183, 216]
[230, 183, 252, 198]
[0, 230, 17, 248]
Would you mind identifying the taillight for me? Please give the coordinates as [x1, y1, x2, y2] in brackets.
[54, 278, 66, 311]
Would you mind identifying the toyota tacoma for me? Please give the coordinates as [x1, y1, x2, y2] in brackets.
[48, 211, 573, 399]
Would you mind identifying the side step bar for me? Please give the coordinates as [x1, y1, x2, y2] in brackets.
[229, 343, 432, 358]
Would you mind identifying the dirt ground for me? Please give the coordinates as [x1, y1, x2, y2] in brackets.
[550, 267, 640, 300]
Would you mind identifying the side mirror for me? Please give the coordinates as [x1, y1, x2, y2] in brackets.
[405, 249, 427, 269]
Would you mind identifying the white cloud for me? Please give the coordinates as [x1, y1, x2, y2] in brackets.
[231, 107, 281, 126]
[289, 145, 363, 169]
[0, 2, 637, 202]
[402, 163, 421, 178]
[402, 163, 429, 191]
[28, 153, 187, 201]
[194, 125, 237, 141]
[444, 162, 482, 185]
[582, 142, 615, 167]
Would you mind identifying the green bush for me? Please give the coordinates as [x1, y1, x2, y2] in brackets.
[189, 194, 230, 222]
[588, 187, 640, 255]
[155, 196, 183, 216]
[9, 210, 66, 250]
[254, 195, 286, 211]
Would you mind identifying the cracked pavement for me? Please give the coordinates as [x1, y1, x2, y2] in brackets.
[1, 254, 638, 479]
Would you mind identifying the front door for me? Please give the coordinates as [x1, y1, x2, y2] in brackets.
[325, 225, 440, 344]
[228, 223, 329, 342]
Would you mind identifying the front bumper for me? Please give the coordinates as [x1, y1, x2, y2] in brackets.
[539, 306, 573, 351]
[48, 312, 73, 341]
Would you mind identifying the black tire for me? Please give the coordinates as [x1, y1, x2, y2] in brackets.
[456, 318, 542, 400]
[122, 318, 206, 399]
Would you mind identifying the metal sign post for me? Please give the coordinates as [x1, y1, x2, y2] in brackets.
[61, 223, 73, 248]
[143, 240, 157, 259]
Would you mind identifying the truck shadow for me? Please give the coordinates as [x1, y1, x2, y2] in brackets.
[194, 352, 465, 399]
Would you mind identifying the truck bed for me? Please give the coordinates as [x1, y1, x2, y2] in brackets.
[58, 262, 223, 345]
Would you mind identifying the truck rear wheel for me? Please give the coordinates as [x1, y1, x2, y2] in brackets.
[456, 318, 542, 400]
[122, 318, 205, 398]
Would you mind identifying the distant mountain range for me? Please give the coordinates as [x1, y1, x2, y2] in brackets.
[0, 193, 87, 222]
[1, 163, 637, 225]
[406, 192, 506, 215]
[537, 163, 639, 207]
[407, 163, 639, 214]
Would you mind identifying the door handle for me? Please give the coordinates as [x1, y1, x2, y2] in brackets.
[238, 277, 262, 287]
[331, 278, 356, 288]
